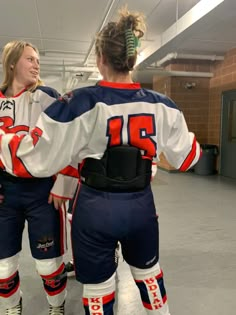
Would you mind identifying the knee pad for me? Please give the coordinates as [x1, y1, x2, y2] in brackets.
[130, 262, 169, 314]
[83, 273, 116, 315]
[0, 254, 20, 298]
[35, 256, 63, 275]
[0, 254, 19, 279]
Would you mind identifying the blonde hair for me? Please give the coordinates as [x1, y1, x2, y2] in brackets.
[95, 7, 145, 72]
[1, 40, 43, 92]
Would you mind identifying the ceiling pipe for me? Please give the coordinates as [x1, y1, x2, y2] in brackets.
[136, 68, 213, 78]
[83, 0, 117, 65]
[39, 66, 98, 73]
[156, 70, 213, 77]
[155, 52, 224, 67]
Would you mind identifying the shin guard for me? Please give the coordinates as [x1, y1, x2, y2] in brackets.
[0, 253, 21, 309]
[35, 257, 67, 307]
[130, 262, 170, 315]
[83, 273, 116, 315]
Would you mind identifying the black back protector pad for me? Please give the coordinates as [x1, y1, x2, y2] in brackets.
[80, 146, 152, 192]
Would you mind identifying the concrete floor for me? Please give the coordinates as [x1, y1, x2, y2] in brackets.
[1, 169, 236, 315]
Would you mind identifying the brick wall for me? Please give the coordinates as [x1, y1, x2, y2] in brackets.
[141, 83, 153, 89]
[170, 76, 210, 144]
[209, 48, 236, 145]
[152, 50, 236, 171]
[153, 62, 210, 170]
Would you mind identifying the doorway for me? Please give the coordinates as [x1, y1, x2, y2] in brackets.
[220, 91, 236, 179]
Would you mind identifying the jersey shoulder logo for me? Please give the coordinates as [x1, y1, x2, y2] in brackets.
[0, 99, 16, 114]
[0, 99, 29, 134]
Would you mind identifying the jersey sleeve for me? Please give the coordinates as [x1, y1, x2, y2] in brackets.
[162, 110, 201, 171]
[0, 94, 96, 178]
[50, 165, 79, 199]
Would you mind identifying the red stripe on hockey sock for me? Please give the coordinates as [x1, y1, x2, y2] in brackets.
[0, 271, 18, 283]
[83, 292, 115, 306]
[0, 271, 20, 298]
[163, 295, 167, 303]
[40, 263, 65, 279]
[0, 282, 20, 298]
[142, 296, 167, 310]
[142, 301, 153, 310]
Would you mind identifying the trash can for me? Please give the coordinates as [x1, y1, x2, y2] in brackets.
[194, 144, 218, 175]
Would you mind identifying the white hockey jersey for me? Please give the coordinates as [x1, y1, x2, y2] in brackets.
[0, 81, 201, 179]
[0, 86, 78, 199]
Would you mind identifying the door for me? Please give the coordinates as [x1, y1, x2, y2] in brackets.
[220, 91, 236, 179]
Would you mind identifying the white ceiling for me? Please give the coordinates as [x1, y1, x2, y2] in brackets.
[0, 0, 236, 92]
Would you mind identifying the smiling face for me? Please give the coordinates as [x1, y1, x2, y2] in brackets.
[13, 46, 40, 87]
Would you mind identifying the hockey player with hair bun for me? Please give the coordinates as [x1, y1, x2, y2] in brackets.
[0, 8, 201, 315]
[0, 40, 78, 315]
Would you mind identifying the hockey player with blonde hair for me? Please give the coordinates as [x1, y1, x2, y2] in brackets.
[0, 40, 78, 315]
